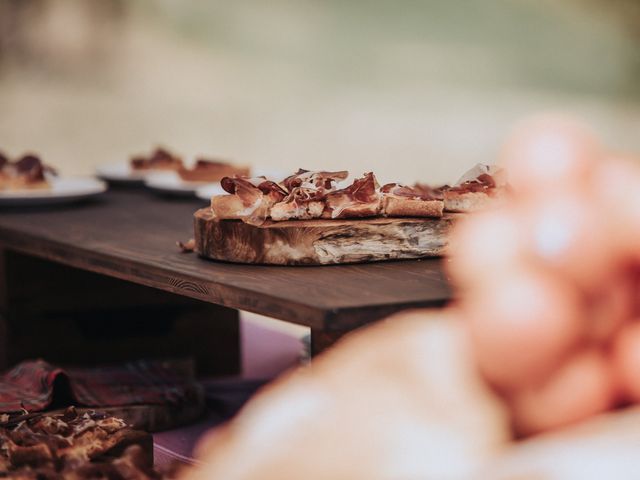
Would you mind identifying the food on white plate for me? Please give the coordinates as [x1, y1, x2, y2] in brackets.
[130, 147, 184, 171]
[0, 152, 56, 190]
[177, 158, 250, 183]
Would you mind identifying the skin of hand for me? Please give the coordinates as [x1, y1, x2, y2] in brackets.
[449, 115, 640, 435]
[184, 310, 510, 480]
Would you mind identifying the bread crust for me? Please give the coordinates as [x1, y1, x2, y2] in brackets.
[322, 202, 381, 219]
[210, 195, 253, 219]
[383, 195, 443, 218]
[323, 194, 381, 219]
[444, 191, 493, 213]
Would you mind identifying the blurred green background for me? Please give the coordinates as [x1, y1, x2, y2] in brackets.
[0, 0, 638, 183]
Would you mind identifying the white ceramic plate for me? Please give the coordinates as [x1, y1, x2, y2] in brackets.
[0, 177, 107, 206]
[95, 162, 147, 184]
[149, 168, 289, 198]
[144, 171, 214, 197]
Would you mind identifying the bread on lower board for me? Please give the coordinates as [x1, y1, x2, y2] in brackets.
[382, 195, 444, 218]
[0, 408, 154, 477]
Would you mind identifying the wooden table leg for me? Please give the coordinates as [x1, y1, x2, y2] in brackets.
[0, 249, 9, 369]
[310, 329, 346, 357]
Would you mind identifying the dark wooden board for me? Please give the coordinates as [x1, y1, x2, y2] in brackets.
[195, 208, 457, 265]
[0, 189, 452, 331]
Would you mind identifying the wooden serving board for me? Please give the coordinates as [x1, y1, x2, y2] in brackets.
[194, 208, 459, 265]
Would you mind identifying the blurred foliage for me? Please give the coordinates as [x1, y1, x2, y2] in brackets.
[131, 0, 640, 98]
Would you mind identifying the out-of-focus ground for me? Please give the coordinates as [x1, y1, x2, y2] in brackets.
[0, 0, 639, 184]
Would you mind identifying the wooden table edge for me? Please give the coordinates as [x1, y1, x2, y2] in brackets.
[0, 226, 329, 329]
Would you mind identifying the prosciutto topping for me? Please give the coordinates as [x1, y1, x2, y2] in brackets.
[268, 170, 350, 220]
[221, 176, 287, 202]
[131, 147, 183, 170]
[3, 154, 55, 183]
[325, 172, 381, 219]
[382, 183, 443, 201]
[337, 172, 379, 201]
[444, 164, 507, 194]
[220, 176, 288, 225]
[282, 169, 349, 193]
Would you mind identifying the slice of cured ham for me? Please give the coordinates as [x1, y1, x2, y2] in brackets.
[380, 183, 444, 218]
[214, 176, 287, 225]
[324, 172, 381, 219]
[271, 170, 349, 221]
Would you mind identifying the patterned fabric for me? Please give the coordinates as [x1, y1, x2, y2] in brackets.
[0, 359, 200, 412]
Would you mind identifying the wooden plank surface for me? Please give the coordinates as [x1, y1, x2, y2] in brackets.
[0, 188, 452, 330]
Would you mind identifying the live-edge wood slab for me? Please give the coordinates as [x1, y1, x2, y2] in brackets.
[195, 208, 457, 265]
[0, 189, 452, 331]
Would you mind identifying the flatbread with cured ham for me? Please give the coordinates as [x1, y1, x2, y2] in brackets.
[208, 164, 506, 224]
[434, 164, 508, 213]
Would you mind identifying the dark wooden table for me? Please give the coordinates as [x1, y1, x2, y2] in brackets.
[0, 188, 451, 362]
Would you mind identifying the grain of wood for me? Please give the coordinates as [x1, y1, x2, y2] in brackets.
[194, 208, 458, 265]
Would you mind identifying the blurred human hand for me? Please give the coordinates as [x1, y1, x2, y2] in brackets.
[449, 115, 640, 435]
[185, 311, 510, 480]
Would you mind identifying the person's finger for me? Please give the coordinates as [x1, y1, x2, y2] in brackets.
[464, 265, 585, 390]
[584, 272, 635, 344]
[521, 191, 616, 292]
[509, 348, 616, 435]
[500, 115, 600, 196]
[611, 322, 640, 403]
[591, 156, 640, 261]
[447, 207, 524, 290]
